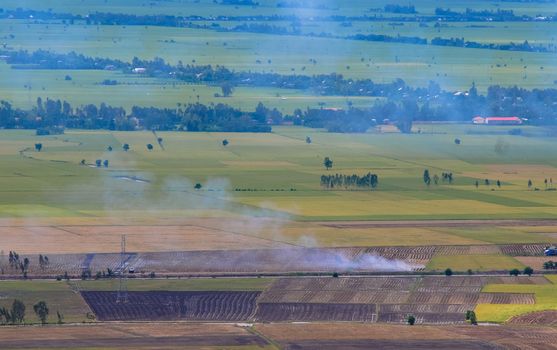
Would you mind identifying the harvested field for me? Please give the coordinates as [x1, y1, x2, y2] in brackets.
[81, 291, 260, 321]
[257, 276, 543, 324]
[499, 244, 549, 256]
[0, 322, 268, 349]
[255, 303, 377, 322]
[0, 223, 290, 255]
[259, 323, 557, 349]
[136, 248, 424, 274]
[377, 312, 467, 325]
[508, 310, 557, 325]
[515, 256, 553, 270]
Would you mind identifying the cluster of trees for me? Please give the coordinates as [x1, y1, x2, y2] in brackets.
[8, 251, 30, 277]
[349, 33, 427, 45]
[384, 4, 417, 14]
[423, 170, 454, 186]
[320, 173, 379, 190]
[0, 99, 273, 132]
[431, 37, 553, 53]
[510, 266, 534, 276]
[0, 299, 58, 325]
[543, 261, 557, 269]
[435, 7, 524, 21]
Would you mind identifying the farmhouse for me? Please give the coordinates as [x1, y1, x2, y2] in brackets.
[473, 116, 522, 125]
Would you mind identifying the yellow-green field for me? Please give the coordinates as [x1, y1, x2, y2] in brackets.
[477, 275, 557, 323]
[2, 125, 557, 222]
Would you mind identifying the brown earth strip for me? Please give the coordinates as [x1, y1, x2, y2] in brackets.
[321, 219, 557, 229]
[281, 339, 504, 349]
[3, 335, 267, 349]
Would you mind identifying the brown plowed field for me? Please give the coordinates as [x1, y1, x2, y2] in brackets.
[379, 304, 476, 314]
[509, 311, 557, 325]
[377, 312, 467, 324]
[499, 244, 549, 256]
[81, 291, 260, 321]
[255, 302, 377, 322]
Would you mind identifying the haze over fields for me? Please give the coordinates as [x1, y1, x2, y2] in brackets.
[2, 1, 557, 349]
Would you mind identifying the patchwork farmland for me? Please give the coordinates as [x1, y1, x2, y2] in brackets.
[76, 276, 547, 325]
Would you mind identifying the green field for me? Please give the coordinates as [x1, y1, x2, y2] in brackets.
[1, 125, 557, 220]
[0, 0, 556, 112]
[477, 275, 557, 323]
[426, 255, 525, 272]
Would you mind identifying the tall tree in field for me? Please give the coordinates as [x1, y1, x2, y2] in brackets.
[147, 143, 153, 151]
[220, 82, 234, 97]
[323, 157, 333, 170]
[123, 143, 130, 152]
[528, 179, 533, 189]
[11, 299, 25, 324]
[33, 301, 49, 325]
[306, 136, 312, 144]
[423, 169, 431, 186]
[35, 143, 43, 152]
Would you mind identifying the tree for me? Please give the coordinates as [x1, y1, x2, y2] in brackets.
[123, 143, 130, 151]
[466, 310, 477, 325]
[407, 315, 416, 325]
[444, 268, 453, 276]
[80, 159, 86, 165]
[475, 180, 479, 188]
[33, 301, 49, 325]
[95, 159, 102, 167]
[433, 174, 439, 185]
[323, 157, 333, 170]
[35, 143, 43, 152]
[103, 160, 109, 168]
[107, 146, 113, 152]
[485, 179, 490, 186]
[11, 299, 25, 324]
[220, 82, 234, 97]
[454, 138, 461, 145]
[528, 179, 533, 189]
[332, 272, 339, 278]
[306, 136, 312, 144]
[496, 180, 501, 188]
[509, 268, 520, 276]
[56, 310, 64, 324]
[194, 183, 202, 190]
[524, 266, 534, 276]
[423, 169, 431, 186]
[222, 139, 229, 147]
[147, 143, 153, 151]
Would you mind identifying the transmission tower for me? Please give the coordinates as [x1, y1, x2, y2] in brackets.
[116, 234, 128, 303]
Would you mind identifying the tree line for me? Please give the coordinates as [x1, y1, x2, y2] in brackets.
[0, 99, 273, 132]
[4, 7, 557, 25]
[320, 173, 379, 190]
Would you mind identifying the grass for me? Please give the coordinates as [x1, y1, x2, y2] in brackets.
[426, 254, 525, 272]
[0, 280, 92, 323]
[476, 275, 557, 323]
[1, 126, 557, 222]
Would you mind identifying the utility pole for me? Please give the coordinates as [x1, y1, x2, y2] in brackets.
[116, 235, 128, 303]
